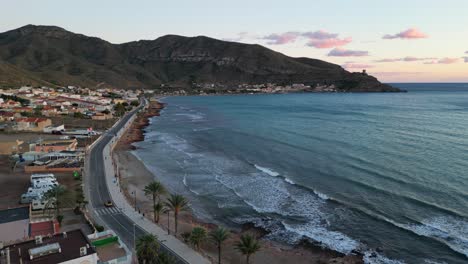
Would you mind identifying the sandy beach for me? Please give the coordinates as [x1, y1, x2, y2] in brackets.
[112, 99, 363, 264]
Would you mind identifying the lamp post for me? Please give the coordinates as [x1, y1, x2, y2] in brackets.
[133, 223, 136, 255]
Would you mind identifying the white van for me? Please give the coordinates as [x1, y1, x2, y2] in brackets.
[31, 198, 55, 211]
[30, 173, 56, 184]
[20, 193, 42, 204]
[32, 179, 58, 189]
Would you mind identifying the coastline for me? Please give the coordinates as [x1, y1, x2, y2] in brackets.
[112, 97, 364, 264]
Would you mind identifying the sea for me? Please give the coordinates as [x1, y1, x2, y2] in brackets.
[132, 83, 468, 264]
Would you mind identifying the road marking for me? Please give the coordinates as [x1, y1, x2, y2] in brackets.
[96, 207, 121, 215]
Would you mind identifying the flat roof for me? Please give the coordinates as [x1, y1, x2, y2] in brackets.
[3, 229, 96, 264]
[0, 207, 29, 224]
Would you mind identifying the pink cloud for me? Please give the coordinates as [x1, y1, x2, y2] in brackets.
[263, 31, 300, 45]
[302, 30, 352, 48]
[307, 37, 352, 48]
[342, 63, 374, 69]
[383, 28, 428, 39]
[424, 58, 459, 64]
[375, 56, 436, 63]
[328, 48, 369, 57]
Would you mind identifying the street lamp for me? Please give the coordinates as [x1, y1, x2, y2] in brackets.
[133, 223, 136, 254]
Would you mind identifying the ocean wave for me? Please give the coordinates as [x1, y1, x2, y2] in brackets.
[254, 164, 280, 177]
[283, 221, 360, 254]
[401, 216, 468, 258]
[363, 251, 406, 264]
[284, 178, 295, 185]
[313, 190, 329, 200]
[174, 113, 205, 121]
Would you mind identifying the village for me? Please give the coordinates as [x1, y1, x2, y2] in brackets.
[0, 85, 151, 264]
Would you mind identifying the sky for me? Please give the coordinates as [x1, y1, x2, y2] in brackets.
[2, 0, 468, 82]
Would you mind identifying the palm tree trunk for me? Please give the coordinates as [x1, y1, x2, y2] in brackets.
[246, 254, 250, 264]
[218, 245, 222, 264]
[174, 212, 178, 235]
[153, 194, 156, 223]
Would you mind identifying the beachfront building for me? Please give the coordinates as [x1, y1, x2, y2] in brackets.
[34, 139, 78, 153]
[87, 230, 131, 264]
[0, 229, 98, 264]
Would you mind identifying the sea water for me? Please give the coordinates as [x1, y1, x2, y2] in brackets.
[133, 83, 468, 264]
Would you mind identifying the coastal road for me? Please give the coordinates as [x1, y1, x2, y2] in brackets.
[85, 99, 197, 264]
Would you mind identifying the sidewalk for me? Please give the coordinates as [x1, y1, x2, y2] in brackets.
[101, 106, 210, 264]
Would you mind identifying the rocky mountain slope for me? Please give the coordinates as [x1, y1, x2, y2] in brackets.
[0, 25, 400, 92]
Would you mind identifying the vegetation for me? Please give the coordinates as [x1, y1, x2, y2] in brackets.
[165, 194, 189, 235]
[43, 185, 72, 218]
[235, 234, 261, 264]
[113, 102, 126, 116]
[136, 234, 160, 264]
[131, 100, 139, 107]
[210, 227, 230, 264]
[0, 94, 30, 106]
[144, 181, 167, 223]
[153, 202, 165, 224]
[190, 226, 207, 251]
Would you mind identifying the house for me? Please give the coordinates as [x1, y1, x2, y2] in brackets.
[41, 106, 58, 117]
[14, 118, 52, 132]
[0, 111, 20, 122]
[87, 230, 130, 264]
[0, 229, 98, 264]
[0, 207, 30, 246]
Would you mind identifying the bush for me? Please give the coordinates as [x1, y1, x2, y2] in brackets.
[95, 225, 105, 232]
[57, 215, 64, 225]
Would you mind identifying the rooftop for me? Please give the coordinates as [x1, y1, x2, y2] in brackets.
[1, 229, 96, 264]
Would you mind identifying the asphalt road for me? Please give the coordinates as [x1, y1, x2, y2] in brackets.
[86, 100, 189, 264]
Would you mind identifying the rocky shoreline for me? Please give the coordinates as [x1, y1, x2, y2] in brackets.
[112, 97, 364, 264]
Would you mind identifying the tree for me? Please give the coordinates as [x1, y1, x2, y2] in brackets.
[190, 226, 207, 251]
[136, 234, 160, 264]
[157, 252, 176, 264]
[144, 181, 166, 223]
[210, 227, 230, 264]
[235, 234, 261, 264]
[114, 103, 126, 116]
[131, 100, 139, 107]
[165, 194, 189, 235]
[153, 202, 165, 224]
[43, 185, 72, 220]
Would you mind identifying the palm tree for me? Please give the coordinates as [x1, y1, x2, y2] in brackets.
[153, 202, 165, 224]
[136, 234, 160, 264]
[144, 181, 166, 223]
[165, 194, 189, 235]
[210, 227, 230, 264]
[43, 185, 71, 217]
[157, 252, 176, 264]
[190, 226, 207, 251]
[235, 234, 261, 264]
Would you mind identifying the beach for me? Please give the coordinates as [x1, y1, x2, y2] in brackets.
[112, 98, 363, 264]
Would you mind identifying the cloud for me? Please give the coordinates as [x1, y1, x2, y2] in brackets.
[424, 58, 460, 64]
[374, 56, 436, 63]
[259, 30, 352, 48]
[328, 48, 369, 57]
[463, 57, 468, 63]
[383, 28, 428, 39]
[263, 31, 301, 45]
[222, 32, 258, 42]
[465, 51, 468, 54]
[302, 30, 352, 48]
[342, 63, 374, 69]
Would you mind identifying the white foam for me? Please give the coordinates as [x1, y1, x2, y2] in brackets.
[285, 178, 295, 185]
[363, 251, 406, 264]
[401, 216, 468, 257]
[283, 221, 360, 254]
[254, 164, 280, 177]
[313, 190, 329, 200]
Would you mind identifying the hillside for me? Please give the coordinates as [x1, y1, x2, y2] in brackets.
[0, 25, 400, 92]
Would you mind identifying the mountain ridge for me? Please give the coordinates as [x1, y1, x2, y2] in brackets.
[0, 25, 401, 92]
